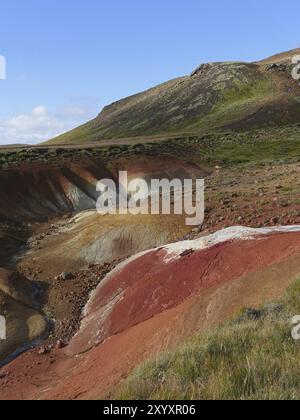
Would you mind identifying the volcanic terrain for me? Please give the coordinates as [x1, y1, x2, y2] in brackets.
[0, 48, 300, 400]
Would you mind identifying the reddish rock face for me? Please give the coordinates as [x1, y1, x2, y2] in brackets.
[68, 227, 300, 356]
[2, 226, 300, 400]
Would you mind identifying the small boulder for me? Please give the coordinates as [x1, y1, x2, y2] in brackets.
[180, 249, 195, 258]
[56, 340, 67, 350]
[60, 272, 74, 281]
[38, 346, 50, 356]
[265, 63, 287, 72]
[246, 308, 263, 320]
[0, 371, 7, 379]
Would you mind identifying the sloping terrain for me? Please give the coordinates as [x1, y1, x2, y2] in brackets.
[0, 48, 299, 400]
[0, 153, 203, 365]
[0, 269, 47, 365]
[48, 48, 300, 144]
[118, 276, 300, 400]
[67, 226, 300, 356]
[258, 48, 300, 65]
[0, 154, 205, 222]
[0, 151, 300, 394]
[1, 226, 300, 399]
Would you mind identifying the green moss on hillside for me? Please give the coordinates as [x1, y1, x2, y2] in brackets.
[2, 125, 300, 169]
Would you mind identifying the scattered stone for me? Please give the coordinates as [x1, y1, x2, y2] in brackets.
[45, 260, 120, 347]
[38, 346, 50, 356]
[246, 308, 263, 320]
[60, 272, 74, 281]
[190, 63, 211, 77]
[0, 371, 7, 379]
[180, 249, 195, 258]
[271, 216, 279, 225]
[56, 340, 67, 350]
[265, 63, 287, 72]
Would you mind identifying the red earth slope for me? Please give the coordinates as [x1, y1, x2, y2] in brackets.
[1, 226, 300, 400]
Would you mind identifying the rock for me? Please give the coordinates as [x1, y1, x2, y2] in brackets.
[0, 371, 7, 379]
[246, 308, 263, 320]
[180, 249, 195, 258]
[56, 340, 67, 350]
[271, 216, 279, 225]
[265, 63, 287, 72]
[38, 346, 50, 355]
[60, 272, 74, 281]
[192, 225, 202, 234]
[190, 63, 211, 77]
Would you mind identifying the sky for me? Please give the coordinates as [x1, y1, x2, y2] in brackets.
[0, 0, 299, 145]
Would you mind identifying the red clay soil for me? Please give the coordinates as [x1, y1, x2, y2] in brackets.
[113, 155, 209, 180]
[1, 230, 300, 400]
[67, 231, 300, 355]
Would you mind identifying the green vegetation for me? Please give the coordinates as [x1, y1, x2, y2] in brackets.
[1, 124, 300, 169]
[117, 278, 300, 400]
[180, 78, 278, 132]
[48, 122, 95, 145]
[46, 59, 300, 145]
[219, 78, 275, 106]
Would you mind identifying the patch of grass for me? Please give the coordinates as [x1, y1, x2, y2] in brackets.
[172, 78, 278, 132]
[2, 124, 300, 169]
[117, 277, 300, 400]
[218, 78, 275, 108]
[47, 122, 93, 145]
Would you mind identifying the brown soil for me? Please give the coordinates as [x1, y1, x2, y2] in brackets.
[199, 162, 300, 235]
[42, 261, 120, 347]
[1, 231, 300, 400]
[0, 156, 300, 400]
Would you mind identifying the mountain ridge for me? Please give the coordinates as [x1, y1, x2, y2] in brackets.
[47, 48, 300, 145]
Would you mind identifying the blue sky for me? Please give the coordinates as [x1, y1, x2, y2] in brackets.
[0, 0, 299, 144]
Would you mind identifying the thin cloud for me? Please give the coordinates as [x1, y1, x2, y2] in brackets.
[0, 104, 96, 145]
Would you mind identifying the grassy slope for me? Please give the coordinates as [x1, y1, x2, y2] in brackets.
[2, 124, 300, 169]
[173, 77, 277, 132]
[47, 83, 299, 146]
[118, 278, 300, 400]
[47, 52, 300, 145]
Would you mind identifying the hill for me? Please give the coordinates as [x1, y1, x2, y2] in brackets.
[47, 48, 300, 145]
